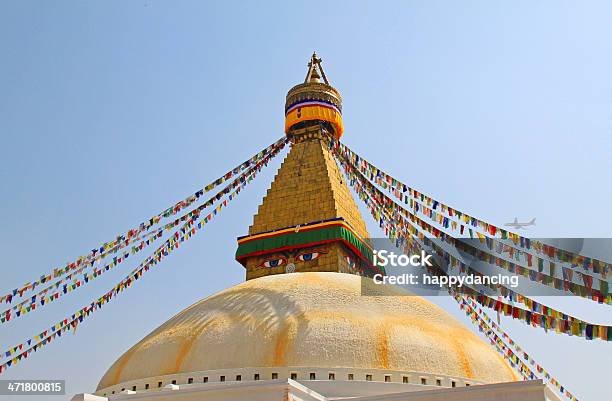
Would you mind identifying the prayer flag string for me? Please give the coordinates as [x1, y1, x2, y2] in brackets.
[0, 140, 287, 370]
[0, 136, 287, 305]
[333, 142, 610, 305]
[0, 140, 287, 325]
[461, 295, 579, 400]
[334, 141, 610, 287]
[332, 144, 611, 341]
[456, 295, 579, 401]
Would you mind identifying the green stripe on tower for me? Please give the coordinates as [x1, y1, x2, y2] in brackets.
[236, 225, 372, 262]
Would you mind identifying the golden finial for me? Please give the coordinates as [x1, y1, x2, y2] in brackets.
[305, 51, 329, 85]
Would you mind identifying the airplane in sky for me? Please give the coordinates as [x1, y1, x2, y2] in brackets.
[505, 217, 536, 229]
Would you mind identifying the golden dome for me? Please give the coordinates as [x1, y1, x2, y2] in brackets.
[97, 272, 516, 391]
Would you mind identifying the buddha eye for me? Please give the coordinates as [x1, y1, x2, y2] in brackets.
[260, 258, 286, 268]
[297, 252, 321, 262]
[345, 256, 356, 269]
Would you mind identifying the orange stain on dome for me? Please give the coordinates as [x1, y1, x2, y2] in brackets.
[448, 328, 475, 379]
[111, 349, 134, 386]
[376, 324, 390, 369]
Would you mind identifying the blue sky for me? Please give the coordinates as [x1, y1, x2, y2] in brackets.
[0, 1, 611, 400]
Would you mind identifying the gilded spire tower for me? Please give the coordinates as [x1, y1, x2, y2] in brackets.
[236, 53, 377, 280]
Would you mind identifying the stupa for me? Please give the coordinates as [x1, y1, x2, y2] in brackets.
[74, 54, 557, 401]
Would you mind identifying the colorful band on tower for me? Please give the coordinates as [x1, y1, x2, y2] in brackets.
[284, 99, 344, 138]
